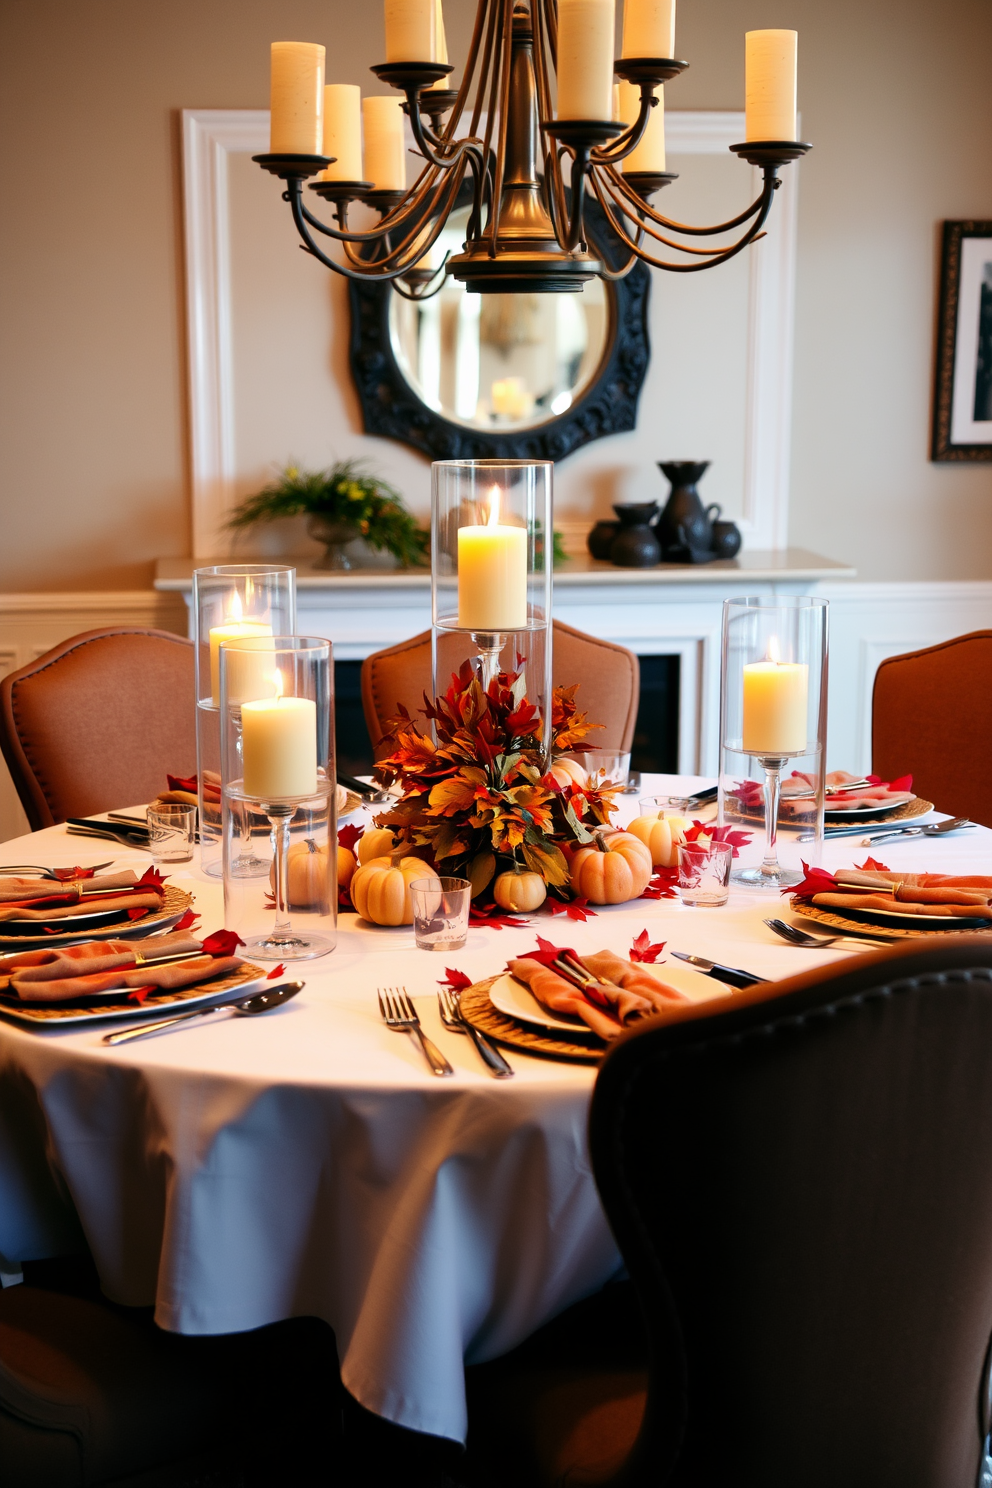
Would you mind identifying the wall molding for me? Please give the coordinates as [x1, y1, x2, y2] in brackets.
[180, 107, 800, 557]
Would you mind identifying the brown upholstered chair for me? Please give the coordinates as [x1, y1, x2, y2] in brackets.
[361, 621, 640, 753]
[0, 627, 196, 831]
[467, 938, 992, 1487]
[872, 630, 992, 827]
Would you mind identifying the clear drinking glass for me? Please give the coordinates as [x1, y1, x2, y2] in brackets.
[570, 749, 631, 788]
[410, 877, 472, 951]
[146, 804, 197, 862]
[639, 794, 692, 818]
[677, 841, 733, 907]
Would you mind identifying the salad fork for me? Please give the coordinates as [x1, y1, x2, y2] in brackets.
[378, 987, 454, 1076]
[437, 988, 513, 1077]
[0, 860, 116, 879]
[764, 918, 890, 950]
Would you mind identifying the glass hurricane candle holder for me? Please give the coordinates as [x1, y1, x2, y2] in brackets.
[193, 565, 296, 877]
[718, 596, 828, 888]
[220, 636, 336, 961]
[431, 460, 553, 758]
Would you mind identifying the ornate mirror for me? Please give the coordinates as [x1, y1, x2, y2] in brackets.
[348, 199, 650, 461]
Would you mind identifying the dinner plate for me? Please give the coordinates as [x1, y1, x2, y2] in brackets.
[794, 902, 991, 937]
[488, 972, 596, 1033]
[0, 885, 193, 950]
[0, 959, 268, 1027]
[824, 796, 910, 821]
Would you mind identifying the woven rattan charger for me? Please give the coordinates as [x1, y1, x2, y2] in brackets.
[791, 901, 992, 941]
[460, 976, 605, 1064]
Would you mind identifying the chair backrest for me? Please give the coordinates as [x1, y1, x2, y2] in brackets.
[361, 621, 640, 753]
[0, 627, 196, 830]
[872, 630, 992, 827]
[590, 939, 992, 1488]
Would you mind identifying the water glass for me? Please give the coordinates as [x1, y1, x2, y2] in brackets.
[410, 877, 472, 952]
[677, 841, 733, 907]
[573, 749, 631, 788]
[146, 804, 197, 863]
[639, 794, 692, 820]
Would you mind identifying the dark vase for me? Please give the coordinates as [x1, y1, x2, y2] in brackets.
[656, 461, 713, 559]
[609, 503, 661, 567]
[711, 518, 742, 559]
[587, 520, 620, 560]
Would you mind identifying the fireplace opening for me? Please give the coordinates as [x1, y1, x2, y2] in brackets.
[335, 654, 681, 782]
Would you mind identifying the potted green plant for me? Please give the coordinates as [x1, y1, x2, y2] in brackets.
[226, 461, 429, 571]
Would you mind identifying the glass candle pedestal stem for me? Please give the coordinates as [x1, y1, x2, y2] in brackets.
[229, 716, 269, 878]
[472, 630, 507, 690]
[733, 754, 802, 888]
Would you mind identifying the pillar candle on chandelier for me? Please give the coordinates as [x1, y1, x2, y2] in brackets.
[322, 84, 362, 181]
[621, 0, 676, 59]
[428, 0, 449, 90]
[384, 0, 436, 63]
[617, 80, 666, 172]
[745, 29, 798, 142]
[269, 42, 325, 154]
[556, 0, 616, 122]
[362, 95, 407, 190]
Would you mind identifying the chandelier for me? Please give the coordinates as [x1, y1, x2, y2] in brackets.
[254, 0, 810, 297]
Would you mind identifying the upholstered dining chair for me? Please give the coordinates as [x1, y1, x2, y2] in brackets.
[0, 626, 197, 831]
[361, 621, 640, 753]
[872, 629, 992, 827]
[466, 938, 992, 1487]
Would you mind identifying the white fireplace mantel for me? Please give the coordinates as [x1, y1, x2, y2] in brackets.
[155, 550, 855, 776]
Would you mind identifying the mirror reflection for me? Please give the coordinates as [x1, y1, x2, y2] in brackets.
[389, 208, 610, 432]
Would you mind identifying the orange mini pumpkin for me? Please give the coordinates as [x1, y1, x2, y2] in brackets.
[357, 826, 400, 865]
[350, 855, 439, 926]
[569, 831, 653, 904]
[550, 757, 588, 789]
[269, 837, 334, 909]
[493, 869, 547, 913]
[627, 813, 691, 868]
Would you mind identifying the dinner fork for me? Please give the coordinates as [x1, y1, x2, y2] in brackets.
[764, 918, 890, 950]
[378, 987, 454, 1076]
[0, 860, 115, 879]
[437, 989, 513, 1077]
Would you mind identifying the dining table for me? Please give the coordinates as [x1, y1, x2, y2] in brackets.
[0, 775, 987, 1444]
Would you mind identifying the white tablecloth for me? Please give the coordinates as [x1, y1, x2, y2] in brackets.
[0, 777, 987, 1441]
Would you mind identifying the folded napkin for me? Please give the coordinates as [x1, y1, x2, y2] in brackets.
[1, 929, 245, 1002]
[0, 870, 139, 905]
[10, 955, 243, 1003]
[0, 889, 164, 922]
[0, 930, 204, 987]
[508, 948, 687, 1040]
[794, 864, 992, 920]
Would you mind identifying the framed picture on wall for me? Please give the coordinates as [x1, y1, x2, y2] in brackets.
[931, 220, 992, 461]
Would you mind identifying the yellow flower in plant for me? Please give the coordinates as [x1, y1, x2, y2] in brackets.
[286, 465, 298, 480]
[347, 483, 363, 501]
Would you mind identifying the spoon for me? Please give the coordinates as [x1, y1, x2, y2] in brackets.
[102, 980, 304, 1045]
[862, 817, 974, 846]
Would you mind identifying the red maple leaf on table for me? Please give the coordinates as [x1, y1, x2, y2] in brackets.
[548, 896, 596, 922]
[855, 856, 890, 872]
[683, 822, 753, 857]
[126, 908, 149, 921]
[629, 929, 666, 963]
[469, 902, 531, 929]
[173, 908, 202, 933]
[167, 773, 198, 794]
[137, 866, 168, 890]
[51, 865, 98, 881]
[640, 867, 679, 900]
[438, 967, 472, 992]
[784, 862, 838, 899]
[338, 823, 365, 852]
[266, 963, 286, 979]
[201, 929, 246, 957]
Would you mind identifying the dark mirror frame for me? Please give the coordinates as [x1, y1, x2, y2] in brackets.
[347, 197, 651, 462]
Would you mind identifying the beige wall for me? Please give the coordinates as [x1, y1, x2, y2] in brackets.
[1, 0, 990, 590]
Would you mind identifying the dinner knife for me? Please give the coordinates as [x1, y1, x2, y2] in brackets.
[670, 952, 766, 990]
[684, 785, 719, 809]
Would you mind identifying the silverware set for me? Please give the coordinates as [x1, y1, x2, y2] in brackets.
[102, 980, 305, 1045]
[802, 816, 974, 844]
[437, 988, 513, 1076]
[379, 985, 514, 1077]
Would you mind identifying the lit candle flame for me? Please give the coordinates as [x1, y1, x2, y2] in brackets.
[767, 635, 781, 664]
[271, 669, 284, 701]
[487, 485, 501, 527]
[229, 591, 243, 623]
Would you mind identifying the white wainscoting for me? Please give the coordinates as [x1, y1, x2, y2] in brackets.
[1, 583, 989, 842]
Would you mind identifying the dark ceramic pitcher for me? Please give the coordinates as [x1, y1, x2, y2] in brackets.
[609, 503, 661, 567]
[656, 461, 712, 557]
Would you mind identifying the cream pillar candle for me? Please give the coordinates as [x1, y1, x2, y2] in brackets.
[742, 656, 808, 755]
[745, 30, 798, 142]
[429, 0, 448, 89]
[457, 486, 528, 630]
[384, 0, 436, 62]
[618, 80, 665, 171]
[322, 84, 362, 181]
[621, 0, 675, 58]
[556, 0, 616, 121]
[241, 691, 318, 799]
[269, 42, 325, 154]
[209, 620, 273, 707]
[363, 96, 407, 190]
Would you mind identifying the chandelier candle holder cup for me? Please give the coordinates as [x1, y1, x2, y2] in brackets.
[253, 1, 809, 300]
[220, 637, 337, 961]
[718, 597, 828, 889]
[431, 459, 553, 757]
[192, 565, 296, 878]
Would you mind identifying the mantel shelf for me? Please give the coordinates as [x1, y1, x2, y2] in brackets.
[155, 549, 856, 594]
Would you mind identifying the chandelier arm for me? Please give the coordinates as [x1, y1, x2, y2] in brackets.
[591, 92, 657, 165]
[469, 0, 500, 138]
[594, 168, 767, 256]
[592, 171, 776, 271]
[390, 258, 450, 300]
[286, 183, 445, 282]
[485, 0, 516, 254]
[406, 94, 487, 173]
[294, 163, 444, 245]
[542, 0, 558, 63]
[421, 0, 489, 148]
[338, 164, 467, 272]
[605, 161, 776, 236]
